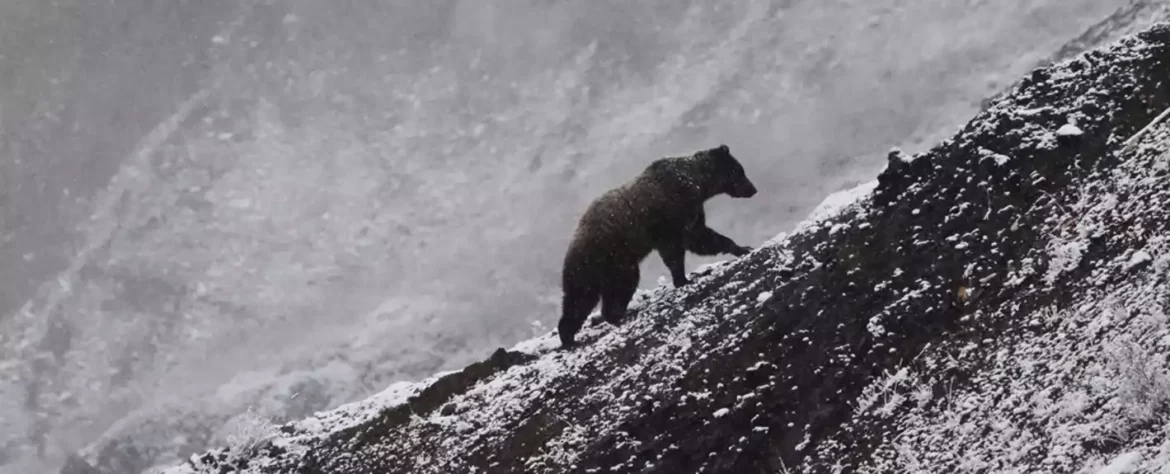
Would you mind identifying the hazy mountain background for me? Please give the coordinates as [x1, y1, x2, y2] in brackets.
[0, 0, 1150, 471]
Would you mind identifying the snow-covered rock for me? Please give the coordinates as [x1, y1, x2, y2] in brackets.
[1057, 121, 1085, 137]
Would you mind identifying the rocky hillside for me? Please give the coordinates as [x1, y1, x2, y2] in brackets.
[143, 21, 1170, 474]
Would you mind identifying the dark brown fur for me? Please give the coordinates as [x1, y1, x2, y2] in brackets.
[558, 144, 757, 347]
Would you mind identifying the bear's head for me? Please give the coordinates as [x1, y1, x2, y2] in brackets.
[704, 144, 757, 199]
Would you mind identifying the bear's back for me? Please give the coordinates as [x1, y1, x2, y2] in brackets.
[571, 162, 695, 248]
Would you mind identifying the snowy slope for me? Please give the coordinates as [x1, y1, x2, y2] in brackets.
[161, 164, 882, 474]
[157, 22, 1170, 473]
[813, 37, 1170, 474]
[5, 2, 1166, 474]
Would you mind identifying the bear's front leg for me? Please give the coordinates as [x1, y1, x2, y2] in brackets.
[688, 226, 752, 257]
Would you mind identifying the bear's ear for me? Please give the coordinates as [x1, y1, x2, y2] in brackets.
[717, 144, 730, 154]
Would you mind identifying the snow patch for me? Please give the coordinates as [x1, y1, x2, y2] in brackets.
[889, 147, 917, 163]
[509, 332, 563, 355]
[788, 180, 879, 236]
[1045, 239, 1088, 285]
[1057, 123, 1084, 137]
[763, 231, 789, 249]
[977, 147, 1011, 166]
[1125, 250, 1152, 271]
[1092, 451, 1142, 474]
[286, 374, 446, 443]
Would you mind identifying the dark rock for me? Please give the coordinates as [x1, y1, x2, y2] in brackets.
[59, 454, 101, 474]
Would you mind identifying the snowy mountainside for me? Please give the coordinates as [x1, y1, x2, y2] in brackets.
[1050, 0, 1170, 64]
[812, 26, 1170, 472]
[160, 22, 1170, 474]
[6, 2, 1152, 474]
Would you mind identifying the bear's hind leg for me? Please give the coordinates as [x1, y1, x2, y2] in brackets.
[559, 285, 600, 347]
[657, 242, 690, 287]
[601, 265, 639, 326]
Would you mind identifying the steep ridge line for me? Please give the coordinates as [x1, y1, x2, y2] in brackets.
[811, 21, 1170, 472]
[163, 22, 1170, 474]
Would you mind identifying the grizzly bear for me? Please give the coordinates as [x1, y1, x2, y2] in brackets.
[557, 144, 757, 347]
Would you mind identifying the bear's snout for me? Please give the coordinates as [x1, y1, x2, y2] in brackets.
[730, 179, 757, 198]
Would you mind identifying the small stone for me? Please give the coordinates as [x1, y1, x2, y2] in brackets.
[1126, 250, 1153, 272]
[1056, 123, 1083, 137]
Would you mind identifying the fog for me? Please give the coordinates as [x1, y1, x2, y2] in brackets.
[0, 0, 1132, 471]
